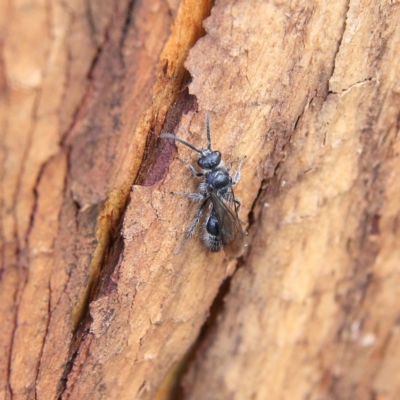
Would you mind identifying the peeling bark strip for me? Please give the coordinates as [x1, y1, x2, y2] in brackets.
[1, 1, 400, 400]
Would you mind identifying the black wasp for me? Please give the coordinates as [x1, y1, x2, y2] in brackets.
[161, 114, 246, 258]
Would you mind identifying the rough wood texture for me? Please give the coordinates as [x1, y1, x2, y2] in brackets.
[1, 0, 400, 399]
[182, 1, 400, 399]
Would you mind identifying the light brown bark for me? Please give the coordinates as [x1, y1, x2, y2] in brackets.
[1, 0, 400, 400]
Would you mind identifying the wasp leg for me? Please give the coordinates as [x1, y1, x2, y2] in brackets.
[175, 199, 208, 254]
[221, 191, 241, 213]
[227, 157, 239, 172]
[177, 157, 203, 177]
[172, 192, 205, 201]
[233, 198, 241, 212]
[232, 156, 246, 185]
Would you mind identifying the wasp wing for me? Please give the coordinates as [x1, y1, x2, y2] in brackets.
[210, 189, 246, 258]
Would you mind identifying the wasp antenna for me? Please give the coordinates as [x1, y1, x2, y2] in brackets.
[205, 113, 212, 149]
[160, 133, 202, 154]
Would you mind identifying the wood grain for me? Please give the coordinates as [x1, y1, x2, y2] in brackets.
[181, 1, 400, 399]
[1, 0, 400, 399]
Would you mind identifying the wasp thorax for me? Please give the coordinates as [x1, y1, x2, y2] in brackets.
[198, 151, 221, 170]
[205, 169, 230, 190]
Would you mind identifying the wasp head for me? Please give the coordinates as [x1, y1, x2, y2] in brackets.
[198, 149, 221, 170]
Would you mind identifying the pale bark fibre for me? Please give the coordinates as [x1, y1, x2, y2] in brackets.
[1, 1, 400, 400]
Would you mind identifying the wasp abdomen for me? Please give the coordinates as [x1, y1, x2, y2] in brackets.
[204, 212, 222, 252]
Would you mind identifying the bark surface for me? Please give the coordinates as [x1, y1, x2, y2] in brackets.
[1, 0, 400, 399]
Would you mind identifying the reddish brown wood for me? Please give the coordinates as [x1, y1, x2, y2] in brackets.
[1, 0, 400, 400]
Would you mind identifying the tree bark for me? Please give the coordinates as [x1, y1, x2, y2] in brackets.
[1, 0, 400, 399]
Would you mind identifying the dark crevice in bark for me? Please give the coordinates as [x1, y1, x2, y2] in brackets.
[60, 44, 103, 146]
[121, 0, 137, 47]
[60, 332, 94, 400]
[52, 193, 79, 400]
[327, 0, 351, 89]
[59, 2, 213, 398]
[57, 3, 123, 396]
[61, 0, 119, 146]
[135, 85, 197, 187]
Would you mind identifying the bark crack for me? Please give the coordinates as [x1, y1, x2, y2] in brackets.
[34, 279, 52, 400]
[7, 84, 42, 398]
[58, 1, 214, 397]
[4, 0, 60, 388]
[120, 0, 137, 51]
[60, 0, 115, 145]
[338, 77, 374, 96]
[34, 151, 70, 399]
[327, 0, 351, 89]
[57, 1, 144, 396]
[172, 2, 354, 395]
[5, 270, 20, 399]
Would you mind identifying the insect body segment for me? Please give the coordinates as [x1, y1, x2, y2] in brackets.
[204, 210, 221, 252]
[161, 114, 246, 258]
